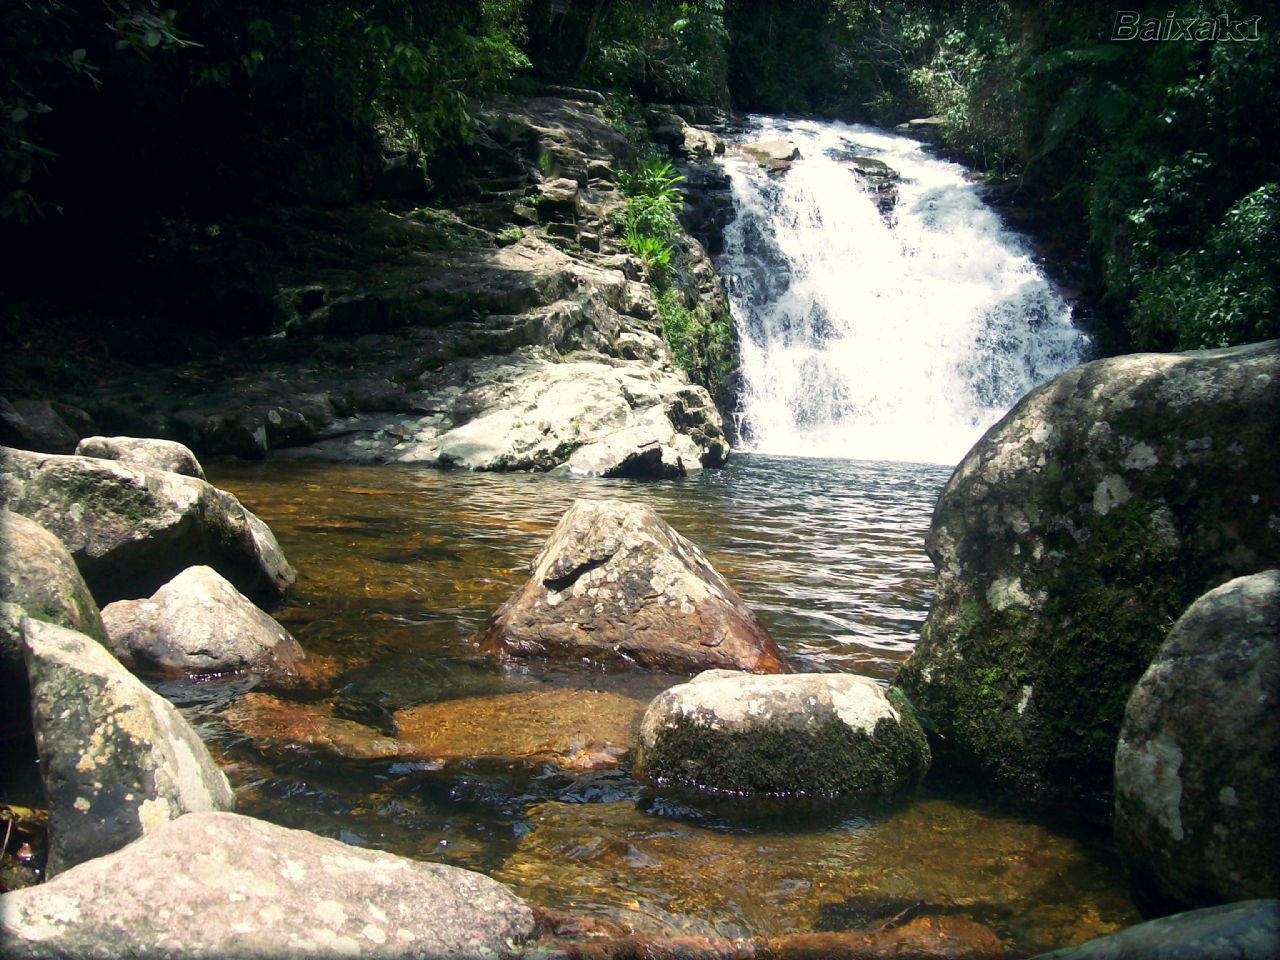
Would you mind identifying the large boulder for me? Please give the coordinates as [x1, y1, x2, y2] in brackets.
[0, 396, 81, 453]
[0, 810, 537, 959]
[895, 340, 1280, 815]
[0, 511, 107, 743]
[634, 670, 929, 799]
[74, 434, 206, 479]
[479, 499, 788, 674]
[1028, 899, 1280, 960]
[1114, 571, 1279, 906]
[0, 446, 296, 606]
[100, 565, 305, 677]
[22, 619, 235, 875]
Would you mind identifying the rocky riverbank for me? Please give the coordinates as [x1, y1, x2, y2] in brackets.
[2, 93, 737, 480]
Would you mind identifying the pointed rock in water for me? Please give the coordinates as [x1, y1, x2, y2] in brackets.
[634, 670, 929, 800]
[74, 434, 206, 479]
[0, 811, 537, 959]
[478, 498, 788, 674]
[0, 445, 295, 606]
[0, 510, 108, 744]
[1115, 571, 1280, 907]
[895, 340, 1280, 816]
[101, 565, 305, 677]
[22, 619, 235, 875]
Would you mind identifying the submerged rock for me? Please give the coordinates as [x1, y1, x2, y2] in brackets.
[895, 340, 1280, 815]
[1028, 899, 1280, 960]
[23, 619, 235, 875]
[0, 446, 296, 606]
[0, 810, 537, 959]
[498, 797, 1138, 948]
[101, 565, 305, 677]
[225, 688, 645, 771]
[223, 693, 415, 761]
[74, 435, 206, 479]
[479, 499, 788, 674]
[393, 688, 645, 770]
[1115, 571, 1280, 906]
[634, 670, 929, 800]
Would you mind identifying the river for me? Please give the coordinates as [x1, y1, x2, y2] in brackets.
[174, 118, 1124, 954]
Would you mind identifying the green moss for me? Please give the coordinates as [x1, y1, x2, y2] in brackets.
[638, 707, 929, 801]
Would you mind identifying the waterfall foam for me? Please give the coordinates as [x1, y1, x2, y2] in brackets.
[717, 117, 1091, 465]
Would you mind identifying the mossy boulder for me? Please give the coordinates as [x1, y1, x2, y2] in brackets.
[1115, 571, 1279, 907]
[895, 340, 1280, 817]
[0, 446, 295, 606]
[75, 435, 206, 479]
[634, 670, 929, 800]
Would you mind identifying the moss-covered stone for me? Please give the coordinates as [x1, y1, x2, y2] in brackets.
[896, 340, 1280, 818]
[635, 671, 929, 801]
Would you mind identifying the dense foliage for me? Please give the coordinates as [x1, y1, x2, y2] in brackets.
[2, 0, 1275, 358]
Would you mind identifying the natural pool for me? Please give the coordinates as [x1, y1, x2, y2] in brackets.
[163, 453, 1139, 955]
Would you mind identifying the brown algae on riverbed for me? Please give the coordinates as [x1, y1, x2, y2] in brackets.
[499, 798, 1138, 953]
[194, 457, 1140, 954]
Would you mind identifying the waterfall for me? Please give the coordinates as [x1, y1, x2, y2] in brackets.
[717, 117, 1091, 465]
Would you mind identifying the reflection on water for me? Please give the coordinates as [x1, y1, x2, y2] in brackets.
[165, 454, 1137, 955]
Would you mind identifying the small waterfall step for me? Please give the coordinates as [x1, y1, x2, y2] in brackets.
[717, 116, 1091, 466]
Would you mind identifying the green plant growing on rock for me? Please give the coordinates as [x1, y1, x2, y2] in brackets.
[658, 288, 734, 397]
[619, 156, 683, 284]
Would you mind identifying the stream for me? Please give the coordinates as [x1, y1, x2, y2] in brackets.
[176, 454, 1139, 954]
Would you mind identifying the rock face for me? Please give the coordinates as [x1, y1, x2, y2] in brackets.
[45, 95, 734, 477]
[479, 499, 788, 674]
[1114, 571, 1280, 906]
[0, 510, 107, 742]
[895, 340, 1280, 814]
[22, 619, 235, 875]
[0, 446, 296, 606]
[75, 434, 206, 479]
[1028, 899, 1280, 960]
[740, 139, 802, 174]
[634, 670, 929, 799]
[0, 810, 537, 959]
[100, 565, 305, 677]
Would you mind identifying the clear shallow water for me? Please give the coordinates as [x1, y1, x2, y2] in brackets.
[159, 454, 1142, 956]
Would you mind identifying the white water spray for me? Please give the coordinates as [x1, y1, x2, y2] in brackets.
[717, 117, 1090, 465]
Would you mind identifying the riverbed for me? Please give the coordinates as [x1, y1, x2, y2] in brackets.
[154, 453, 1143, 955]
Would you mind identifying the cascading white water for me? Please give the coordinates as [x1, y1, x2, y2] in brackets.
[717, 117, 1091, 465]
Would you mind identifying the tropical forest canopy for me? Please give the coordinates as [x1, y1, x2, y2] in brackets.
[3, 0, 1277, 355]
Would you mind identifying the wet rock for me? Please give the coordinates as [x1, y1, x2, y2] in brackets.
[499, 797, 1138, 947]
[895, 340, 1280, 816]
[74, 435, 206, 479]
[0, 810, 537, 958]
[895, 116, 946, 143]
[100, 565, 306, 677]
[832, 153, 900, 217]
[635, 670, 929, 800]
[1115, 571, 1280, 906]
[0, 446, 296, 606]
[0, 396, 80, 453]
[1028, 899, 1280, 959]
[740, 140, 802, 175]
[0, 511, 107, 745]
[393, 688, 645, 770]
[479, 499, 788, 674]
[224, 693, 415, 760]
[22, 619, 235, 875]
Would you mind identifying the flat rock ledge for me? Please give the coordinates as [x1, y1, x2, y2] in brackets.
[634, 670, 930, 800]
[101, 565, 305, 677]
[479, 498, 788, 674]
[0, 810, 537, 959]
[23, 619, 235, 876]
